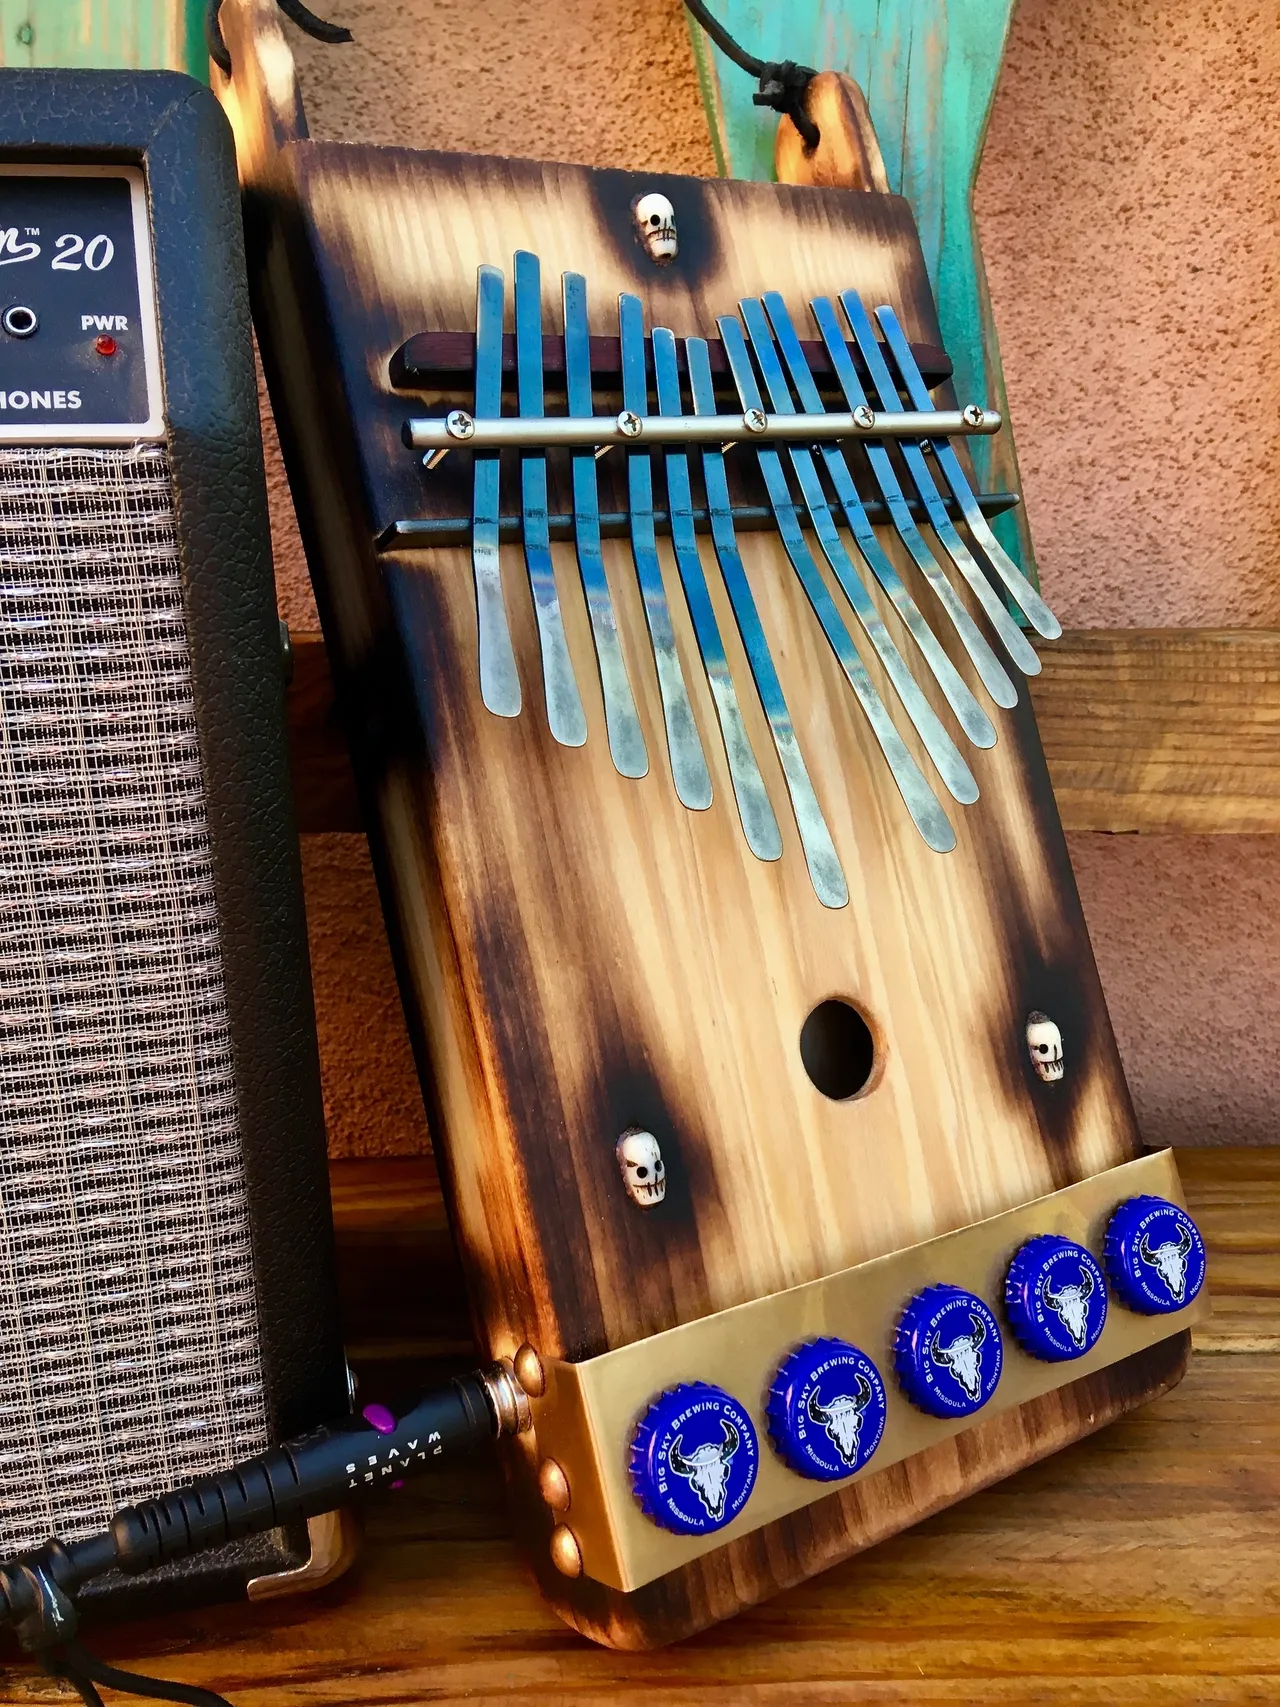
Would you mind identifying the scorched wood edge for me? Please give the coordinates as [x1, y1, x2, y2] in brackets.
[216, 4, 1185, 1643]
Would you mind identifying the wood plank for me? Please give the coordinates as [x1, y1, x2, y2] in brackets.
[1034, 628, 1280, 833]
[0, 0, 203, 76]
[0, 1149, 1268, 1702]
[239, 109, 1146, 1645]
[286, 627, 1280, 836]
[324, 1146, 1280, 1373]
[1176, 1148, 1280, 1354]
[287, 626, 363, 833]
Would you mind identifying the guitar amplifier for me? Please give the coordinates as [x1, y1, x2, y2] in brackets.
[0, 72, 348, 1612]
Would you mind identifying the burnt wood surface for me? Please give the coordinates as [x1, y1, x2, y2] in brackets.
[218, 0, 1176, 1647]
[286, 626, 1280, 837]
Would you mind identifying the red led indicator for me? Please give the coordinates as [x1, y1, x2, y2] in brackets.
[94, 335, 118, 357]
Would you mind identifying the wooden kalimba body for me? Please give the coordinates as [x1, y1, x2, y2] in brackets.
[215, 0, 1206, 1648]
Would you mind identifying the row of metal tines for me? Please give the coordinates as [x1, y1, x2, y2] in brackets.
[434, 252, 1061, 907]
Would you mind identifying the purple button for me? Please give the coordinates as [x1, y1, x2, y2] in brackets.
[362, 1402, 397, 1435]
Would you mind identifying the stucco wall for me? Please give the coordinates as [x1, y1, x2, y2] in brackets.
[265, 0, 1280, 1154]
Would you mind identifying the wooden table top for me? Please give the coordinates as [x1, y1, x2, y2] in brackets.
[1, 1146, 1275, 1705]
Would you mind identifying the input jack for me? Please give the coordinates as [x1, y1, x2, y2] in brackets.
[2, 306, 37, 340]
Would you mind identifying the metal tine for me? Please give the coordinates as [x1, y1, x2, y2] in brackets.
[686, 336, 848, 907]
[737, 298, 978, 808]
[617, 294, 712, 810]
[471, 265, 521, 716]
[758, 291, 996, 752]
[717, 314, 956, 855]
[837, 290, 1041, 679]
[809, 295, 1018, 710]
[651, 327, 782, 862]
[874, 303, 1062, 642]
[513, 251, 587, 745]
[562, 273, 648, 779]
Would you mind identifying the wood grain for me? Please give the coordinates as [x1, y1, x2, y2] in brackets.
[0, 0, 204, 77]
[774, 71, 890, 194]
[322, 1147, 1280, 1372]
[1034, 628, 1280, 833]
[286, 628, 363, 833]
[287, 628, 1280, 836]
[0, 1147, 1269, 1704]
[219, 0, 1173, 1644]
[1175, 1147, 1280, 1353]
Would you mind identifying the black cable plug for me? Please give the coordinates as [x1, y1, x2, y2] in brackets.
[0, 1362, 531, 1704]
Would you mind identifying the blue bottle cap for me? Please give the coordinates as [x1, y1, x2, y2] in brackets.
[766, 1338, 887, 1481]
[894, 1285, 1003, 1418]
[629, 1381, 759, 1535]
[1004, 1235, 1108, 1361]
[1104, 1195, 1206, 1315]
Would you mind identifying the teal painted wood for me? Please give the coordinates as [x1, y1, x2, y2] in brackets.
[0, 0, 202, 75]
[686, 0, 1036, 582]
[186, 0, 208, 79]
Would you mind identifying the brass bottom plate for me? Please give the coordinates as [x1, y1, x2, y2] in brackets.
[530, 1149, 1205, 1592]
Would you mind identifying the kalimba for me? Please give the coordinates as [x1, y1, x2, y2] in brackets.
[215, 0, 1207, 1647]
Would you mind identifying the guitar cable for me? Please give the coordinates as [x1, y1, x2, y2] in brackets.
[0, 1362, 531, 1706]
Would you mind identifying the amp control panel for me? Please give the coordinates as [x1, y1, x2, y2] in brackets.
[0, 165, 162, 441]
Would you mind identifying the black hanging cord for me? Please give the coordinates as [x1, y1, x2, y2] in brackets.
[682, 0, 820, 150]
[206, 0, 352, 76]
[50, 1642, 233, 1707]
[0, 1367, 521, 1707]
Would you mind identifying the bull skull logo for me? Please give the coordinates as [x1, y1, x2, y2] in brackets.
[668, 1419, 740, 1520]
[1138, 1223, 1194, 1303]
[807, 1374, 874, 1469]
[1041, 1267, 1095, 1350]
[929, 1313, 988, 1401]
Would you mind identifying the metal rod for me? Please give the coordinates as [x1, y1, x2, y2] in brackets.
[515, 251, 587, 746]
[618, 294, 712, 811]
[719, 313, 957, 854]
[810, 295, 1019, 711]
[686, 336, 848, 910]
[759, 291, 996, 752]
[470, 265, 521, 717]
[839, 289, 1042, 679]
[405, 405, 1000, 454]
[652, 326, 782, 863]
[378, 489, 1023, 551]
[874, 304, 1062, 643]
[738, 298, 978, 809]
[563, 272, 648, 779]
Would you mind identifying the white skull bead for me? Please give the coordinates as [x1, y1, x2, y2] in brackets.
[616, 1128, 666, 1207]
[632, 192, 678, 264]
[1026, 1011, 1064, 1083]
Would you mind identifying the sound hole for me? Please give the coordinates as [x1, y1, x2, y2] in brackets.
[800, 1000, 876, 1101]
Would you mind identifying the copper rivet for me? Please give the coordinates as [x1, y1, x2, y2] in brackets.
[549, 1524, 582, 1578]
[513, 1343, 546, 1398]
[538, 1458, 571, 1512]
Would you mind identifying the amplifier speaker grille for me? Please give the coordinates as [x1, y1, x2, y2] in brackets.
[0, 443, 269, 1554]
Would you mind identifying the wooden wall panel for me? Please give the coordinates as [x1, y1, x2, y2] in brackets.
[288, 627, 1280, 836]
[0, 0, 205, 77]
